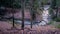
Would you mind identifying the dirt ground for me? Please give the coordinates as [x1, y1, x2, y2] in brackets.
[0, 21, 60, 34]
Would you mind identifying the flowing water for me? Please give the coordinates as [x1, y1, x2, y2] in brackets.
[14, 5, 50, 26]
[38, 5, 50, 25]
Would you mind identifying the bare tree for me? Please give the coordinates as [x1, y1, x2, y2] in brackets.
[21, 0, 25, 30]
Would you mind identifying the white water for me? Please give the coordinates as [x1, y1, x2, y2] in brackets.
[38, 5, 50, 25]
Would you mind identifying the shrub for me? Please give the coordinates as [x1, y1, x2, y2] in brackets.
[56, 24, 60, 28]
[54, 17, 60, 22]
[48, 21, 54, 25]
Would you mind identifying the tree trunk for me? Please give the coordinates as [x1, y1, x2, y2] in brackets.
[56, 7, 58, 18]
[21, 0, 25, 30]
[30, 0, 36, 28]
[12, 10, 15, 27]
[30, 0, 33, 28]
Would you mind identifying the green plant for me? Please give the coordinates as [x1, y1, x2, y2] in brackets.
[56, 24, 60, 28]
[48, 21, 54, 25]
[54, 17, 60, 22]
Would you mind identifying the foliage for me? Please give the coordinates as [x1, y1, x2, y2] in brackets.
[56, 0, 60, 7]
[48, 21, 54, 25]
[50, 0, 60, 21]
[33, 0, 39, 9]
[49, 8, 55, 20]
[51, 0, 56, 9]
[42, 0, 48, 5]
[0, 0, 14, 8]
[51, 15, 60, 22]
[0, 0, 21, 8]
[56, 24, 60, 28]
[49, 8, 53, 14]
[13, 0, 21, 8]
[54, 17, 60, 22]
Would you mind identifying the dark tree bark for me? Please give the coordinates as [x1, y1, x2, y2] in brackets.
[12, 9, 15, 27]
[30, 0, 36, 28]
[21, 0, 25, 30]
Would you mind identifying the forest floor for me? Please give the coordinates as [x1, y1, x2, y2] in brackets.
[0, 21, 60, 34]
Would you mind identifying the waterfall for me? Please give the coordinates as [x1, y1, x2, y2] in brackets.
[38, 5, 50, 25]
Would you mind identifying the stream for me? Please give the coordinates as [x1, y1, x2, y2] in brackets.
[14, 5, 51, 26]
